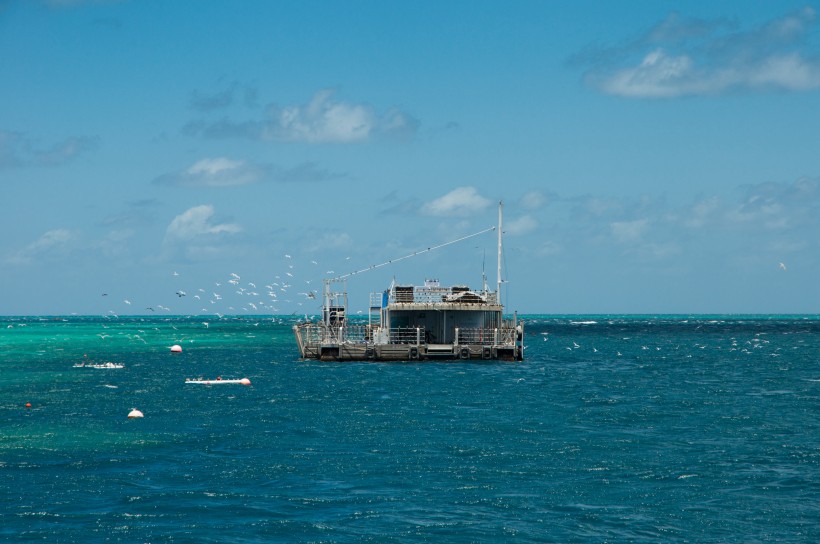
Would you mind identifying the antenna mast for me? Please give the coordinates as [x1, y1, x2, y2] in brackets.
[497, 201, 503, 298]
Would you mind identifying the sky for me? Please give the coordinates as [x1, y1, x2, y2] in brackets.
[2, 0, 819, 316]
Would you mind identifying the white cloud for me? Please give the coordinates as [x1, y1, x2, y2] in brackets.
[7, 229, 75, 265]
[598, 49, 699, 98]
[270, 89, 373, 143]
[683, 196, 722, 228]
[506, 215, 538, 235]
[188, 157, 242, 177]
[421, 187, 493, 217]
[747, 52, 820, 90]
[154, 158, 344, 187]
[185, 89, 418, 143]
[727, 194, 788, 229]
[599, 49, 820, 98]
[379, 107, 417, 138]
[610, 218, 649, 243]
[724, 177, 819, 230]
[583, 7, 820, 98]
[164, 205, 241, 243]
[186, 157, 262, 187]
[519, 190, 548, 210]
[157, 157, 264, 187]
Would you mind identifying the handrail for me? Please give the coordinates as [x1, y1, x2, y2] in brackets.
[294, 322, 518, 347]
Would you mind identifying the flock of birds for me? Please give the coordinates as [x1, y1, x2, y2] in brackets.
[99, 254, 348, 319]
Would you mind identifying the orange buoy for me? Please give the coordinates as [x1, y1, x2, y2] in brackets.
[25, 402, 32, 408]
[240, 378, 251, 386]
[170, 345, 182, 353]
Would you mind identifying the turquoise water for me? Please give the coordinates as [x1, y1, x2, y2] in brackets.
[1, 315, 818, 542]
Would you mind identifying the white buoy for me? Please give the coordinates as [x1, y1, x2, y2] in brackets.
[127, 408, 144, 418]
[170, 345, 182, 353]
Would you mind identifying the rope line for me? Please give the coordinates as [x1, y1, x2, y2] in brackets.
[332, 226, 497, 281]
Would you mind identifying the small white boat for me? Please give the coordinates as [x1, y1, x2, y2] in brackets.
[74, 362, 124, 369]
[185, 377, 251, 386]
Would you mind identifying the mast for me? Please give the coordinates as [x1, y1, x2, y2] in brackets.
[497, 201, 503, 299]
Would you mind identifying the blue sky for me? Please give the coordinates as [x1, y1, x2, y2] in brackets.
[2, 0, 819, 316]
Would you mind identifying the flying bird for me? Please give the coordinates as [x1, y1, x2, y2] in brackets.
[779, 262, 787, 271]
[176, 291, 187, 297]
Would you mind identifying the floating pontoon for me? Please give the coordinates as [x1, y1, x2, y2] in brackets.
[293, 202, 524, 362]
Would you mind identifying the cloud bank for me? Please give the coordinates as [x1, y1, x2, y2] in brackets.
[546, 176, 820, 264]
[579, 7, 820, 98]
[153, 158, 344, 187]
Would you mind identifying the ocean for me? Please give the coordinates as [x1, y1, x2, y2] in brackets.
[1, 315, 817, 543]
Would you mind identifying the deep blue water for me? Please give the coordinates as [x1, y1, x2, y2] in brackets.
[1, 315, 818, 542]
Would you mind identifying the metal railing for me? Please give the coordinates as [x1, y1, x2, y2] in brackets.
[295, 322, 518, 347]
[388, 327, 425, 344]
[295, 323, 372, 345]
[454, 326, 515, 345]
